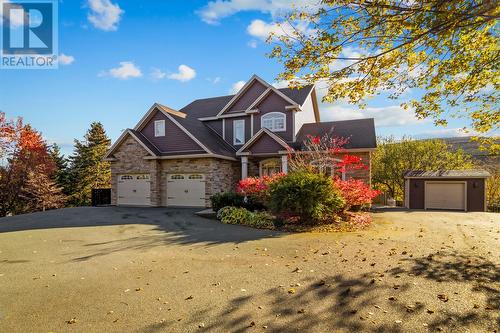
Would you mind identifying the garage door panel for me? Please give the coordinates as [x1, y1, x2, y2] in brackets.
[117, 174, 151, 206]
[425, 182, 466, 211]
[167, 174, 206, 207]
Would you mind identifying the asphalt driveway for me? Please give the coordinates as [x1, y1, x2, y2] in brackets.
[0, 207, 498, 332]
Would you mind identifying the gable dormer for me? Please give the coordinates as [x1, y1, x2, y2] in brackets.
[217, 75, 300, 116]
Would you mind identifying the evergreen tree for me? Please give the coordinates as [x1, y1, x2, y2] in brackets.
[21, 166, 66, 212]
[67, 122, 111, 206]
[49, 143, 70, 193]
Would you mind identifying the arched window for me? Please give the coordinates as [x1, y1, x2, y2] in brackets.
[261, 112, 286, 132]
[260, 158, 282, 176]
[311, 158, 346, 180]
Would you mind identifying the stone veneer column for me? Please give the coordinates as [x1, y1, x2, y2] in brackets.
[241, 156, 248, 179]
[281, 155, 288, 174]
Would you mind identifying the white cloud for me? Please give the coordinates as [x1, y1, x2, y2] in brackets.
[99, 61, 142, 80]
[87, 0, 123, 31]
[321, 104, 424, 127]
[247, 19, 314, 41]
[328, 46, 364, 72]
[247, 40, 258, 48]
[230, 80, 246, 94]
[413, 128, 478, 139]
[197, 0, 319, 25]
[207, 76, 221, 84]
[58, 53, 75, 65]
[167, 65, 196, 82]
[272, 80, 290, 89]
[150, 68, 166, 80]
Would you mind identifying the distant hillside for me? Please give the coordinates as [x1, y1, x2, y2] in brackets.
[436, 137, 498, 166]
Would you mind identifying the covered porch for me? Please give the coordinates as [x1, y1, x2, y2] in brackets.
[240, 154, 288, 179]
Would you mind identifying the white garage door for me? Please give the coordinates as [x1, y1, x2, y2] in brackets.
[425, 181, 466, 211]
[167, 174, 206, 207]
[117, 174, 151, 206]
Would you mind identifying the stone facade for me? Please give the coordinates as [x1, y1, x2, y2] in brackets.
[110, 134, 239, 207]
[110, 135, 161, 206]
[159, 158, 239, 207]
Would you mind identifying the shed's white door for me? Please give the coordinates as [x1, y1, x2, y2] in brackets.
[117, 174, 151, 206]
[167, 174, 206, 207]
[425, 182, 466, 211]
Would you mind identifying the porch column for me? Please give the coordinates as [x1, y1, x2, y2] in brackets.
[241, 156, 248, 179]
[281, 155, 288, 174]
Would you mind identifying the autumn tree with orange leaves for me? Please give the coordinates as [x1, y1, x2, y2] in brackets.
[0, 112, 65, 216]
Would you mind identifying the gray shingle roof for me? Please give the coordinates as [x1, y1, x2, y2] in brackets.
[295, 118, 377, 149]
[404, 170, 491, 178]
[179, 85, 314, 118]
[171, 114, 236, 157]
[129, 129, 161, 155]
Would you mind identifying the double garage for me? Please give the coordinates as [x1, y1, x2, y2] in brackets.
[404, 170, 490, 212]
[117, 173, 206, 207]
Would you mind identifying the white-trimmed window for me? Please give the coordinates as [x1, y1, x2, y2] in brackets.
[154, 120, 165, 137]
[260, 158, 282, 176]
[261, 112, 286, 132]
[233, 119, 245, 145]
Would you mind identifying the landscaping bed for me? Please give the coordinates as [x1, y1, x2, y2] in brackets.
[211, 170, 379, 233]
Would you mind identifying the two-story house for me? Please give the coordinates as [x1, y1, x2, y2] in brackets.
[104, 75, 377, 207]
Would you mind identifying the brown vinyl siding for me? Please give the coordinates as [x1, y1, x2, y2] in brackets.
[408, 178, 486, 212]
[227, 81, 267, 112]
[225, 116, 252, 149]
[248, 134, 286, 155]
[140, 110, 205, 153]
[253, 92, 294, 142]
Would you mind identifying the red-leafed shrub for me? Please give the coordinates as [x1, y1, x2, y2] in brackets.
[334, 178, 381, 210]
[236, 173, 285, 206]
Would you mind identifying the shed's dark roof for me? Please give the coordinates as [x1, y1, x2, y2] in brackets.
[179, 85, 314, 118]
[295, 118, 377, 149]
[404, 170, 491, 178]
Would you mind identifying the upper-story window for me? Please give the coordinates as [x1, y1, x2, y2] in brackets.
[154, 120, 165, 137]
[233, 119, 245, 145]
[261, 112, 286, 132]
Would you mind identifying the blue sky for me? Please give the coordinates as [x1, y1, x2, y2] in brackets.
[0, 0, 478, 156]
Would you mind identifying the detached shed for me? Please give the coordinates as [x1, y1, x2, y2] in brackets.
[404, 170, 490, 212]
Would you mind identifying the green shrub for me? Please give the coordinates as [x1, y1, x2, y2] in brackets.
[218, 206, 275, 229]
[268, 171, 345, 224]
[210, 192, 245, 212]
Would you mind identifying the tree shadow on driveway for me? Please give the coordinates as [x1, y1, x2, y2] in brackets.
[0, 207, 283, 247]
[141, 251, 499, 333]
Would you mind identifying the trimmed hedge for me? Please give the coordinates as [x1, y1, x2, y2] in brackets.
[210, 192, 245, 212]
